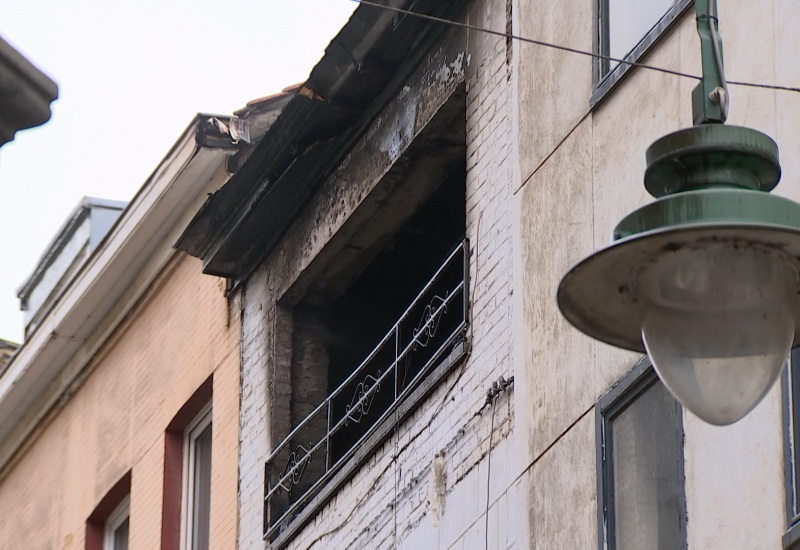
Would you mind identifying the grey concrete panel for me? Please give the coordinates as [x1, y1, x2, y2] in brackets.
[519, 117, 597, 461]
[527, 412, 596, 550]
[516, 0, 594, 183]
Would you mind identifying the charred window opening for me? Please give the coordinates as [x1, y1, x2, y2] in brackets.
[326, 171, 465, 461]
[264, 89, 468, 541]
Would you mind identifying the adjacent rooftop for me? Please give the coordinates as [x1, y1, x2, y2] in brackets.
[17, 197, 127, 338]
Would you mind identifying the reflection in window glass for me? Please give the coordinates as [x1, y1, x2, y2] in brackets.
[103, 496, 130, 550]
[608, 0, 676, 68]
[784, 348, 800, 533]
[184, 406, 212, 550]
[612, 380, 682, 550]
[597, 362, 685, 550]
[113, 518, 129, 550]
[191, 423, 212, 550]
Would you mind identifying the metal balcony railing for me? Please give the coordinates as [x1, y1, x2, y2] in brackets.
[264, 239, 469, 539]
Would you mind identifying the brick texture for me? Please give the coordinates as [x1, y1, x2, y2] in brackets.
[0, 253, 240, 550]
[236, 0, 516, 547]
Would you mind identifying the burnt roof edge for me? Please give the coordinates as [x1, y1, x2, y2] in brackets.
[0, 35, 58, 147]
[175, 0, 463, 278]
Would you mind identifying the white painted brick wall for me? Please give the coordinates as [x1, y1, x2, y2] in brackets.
[238, 266, 273, 549]
[236, 1, 516, 548]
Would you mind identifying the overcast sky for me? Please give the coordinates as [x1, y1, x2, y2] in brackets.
[0, 0, 357, 343]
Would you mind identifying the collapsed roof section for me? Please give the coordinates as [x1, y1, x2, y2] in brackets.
[176, 0, 463, 281]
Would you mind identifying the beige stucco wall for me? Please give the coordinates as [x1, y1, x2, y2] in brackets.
[516, 0, 800, 548]
[0, 252, 240, 549]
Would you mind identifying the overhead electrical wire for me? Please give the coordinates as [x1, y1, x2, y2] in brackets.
[349, 0, 800, 95]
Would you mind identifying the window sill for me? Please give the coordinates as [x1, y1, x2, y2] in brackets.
[590, 0, 692, 110]
[785, 521, 800, 549]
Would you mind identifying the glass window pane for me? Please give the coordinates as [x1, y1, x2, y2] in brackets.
[791, 352, 800, 518]
[609, 0, 676, 62]
[104, 496, 130, 550]
[612, 380, 681, 550]
[113, 517, 129, 550]
[192, 424, 212, 550]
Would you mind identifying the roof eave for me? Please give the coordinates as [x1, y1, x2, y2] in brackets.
[0, 35, 58, 147]
[0, 115, 240, 472]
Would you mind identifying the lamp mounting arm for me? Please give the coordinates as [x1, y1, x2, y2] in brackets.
[692, 0, 728, 125]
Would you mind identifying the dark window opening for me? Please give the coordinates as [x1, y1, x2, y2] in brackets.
[264, 89, 468, 541]
[326, 172, 465, 461]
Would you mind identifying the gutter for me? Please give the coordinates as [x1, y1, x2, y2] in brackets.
[0, 115, 239, 475]
[0, 35, 58, 147]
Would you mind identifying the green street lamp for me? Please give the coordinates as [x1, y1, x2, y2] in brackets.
[558, 0, 800, 425]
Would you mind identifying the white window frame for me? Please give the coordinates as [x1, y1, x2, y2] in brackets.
[181, 403, 212, 550]
[103, 495, 130, 550]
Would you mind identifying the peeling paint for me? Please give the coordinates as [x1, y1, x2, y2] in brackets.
[429, 454, 446, 527]
[436, 52, 466, 86]
[377, 98, 416, 160]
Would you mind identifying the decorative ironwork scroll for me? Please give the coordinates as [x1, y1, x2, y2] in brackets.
[277, 445, 312, 494]
[344, 373, 380, 426]
[264, 239, 469, 539]
[412, 293, 448, 349]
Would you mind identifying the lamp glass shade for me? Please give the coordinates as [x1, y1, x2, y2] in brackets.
[636, 242, 796, 425]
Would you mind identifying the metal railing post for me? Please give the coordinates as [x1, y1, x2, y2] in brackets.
[463, 239, 470, 326]
[394, 325, 400, 399]
[325, 399, 332, 471]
